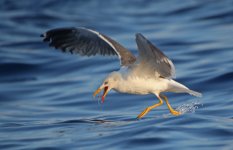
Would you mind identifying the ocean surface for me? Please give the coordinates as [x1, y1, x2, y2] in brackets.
[0, 0, 233, 149]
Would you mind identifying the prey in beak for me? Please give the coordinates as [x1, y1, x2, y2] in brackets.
[93, 85, 110, 103]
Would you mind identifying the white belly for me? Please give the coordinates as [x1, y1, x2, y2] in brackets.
[113, 77, 169, 95]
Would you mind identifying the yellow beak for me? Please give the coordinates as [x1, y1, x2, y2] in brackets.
[93, 88, 102, 97]
[93, 86, 109, 103]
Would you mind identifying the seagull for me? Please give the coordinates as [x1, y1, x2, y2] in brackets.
[41, 27, 202, 119]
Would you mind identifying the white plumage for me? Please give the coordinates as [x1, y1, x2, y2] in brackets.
[41, 27, 202, 119]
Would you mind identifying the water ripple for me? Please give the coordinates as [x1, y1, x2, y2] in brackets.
[0, 0, 233, 150]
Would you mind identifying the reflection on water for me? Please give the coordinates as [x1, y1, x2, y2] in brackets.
[0, 0, 233, 149]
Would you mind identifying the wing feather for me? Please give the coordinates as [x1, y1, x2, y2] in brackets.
[135, 33, 176, 79]
[41, 27, 136, 66]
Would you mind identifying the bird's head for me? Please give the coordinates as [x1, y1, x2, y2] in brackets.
[93, 72, 121, 103]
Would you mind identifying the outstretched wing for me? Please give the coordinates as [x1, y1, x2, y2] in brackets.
[135, 33, 176, 79]
[41, 27, 136, 66]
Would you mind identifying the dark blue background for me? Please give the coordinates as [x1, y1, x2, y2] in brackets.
[0, 0, 233, 149]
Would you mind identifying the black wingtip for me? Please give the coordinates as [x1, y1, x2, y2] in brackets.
[135, 33, 145, 39]
[135, 33, 142, 37]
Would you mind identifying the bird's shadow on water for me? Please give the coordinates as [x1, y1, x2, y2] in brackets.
[55, 116, 137, 127]
[54, 100, 203, 126]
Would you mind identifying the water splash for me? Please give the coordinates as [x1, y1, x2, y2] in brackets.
[161, 100, 203, 118]
[175, 100, 203, 114]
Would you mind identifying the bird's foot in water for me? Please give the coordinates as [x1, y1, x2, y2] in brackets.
[170, 110, 181, 116]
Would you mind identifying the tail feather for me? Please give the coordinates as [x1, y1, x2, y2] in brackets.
[187, 90, 202, 97]
[168, 80, 202, 97]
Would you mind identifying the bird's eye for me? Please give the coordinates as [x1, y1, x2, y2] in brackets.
[104, 81, 108, 85]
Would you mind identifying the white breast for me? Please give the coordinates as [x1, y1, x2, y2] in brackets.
[113, 76, 170, 95]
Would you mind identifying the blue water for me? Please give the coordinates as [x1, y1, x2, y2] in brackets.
[0, 0, 233, 149]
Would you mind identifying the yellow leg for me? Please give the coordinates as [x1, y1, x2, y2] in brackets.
[137, 97, 163, 119]
[161, 95, 181, 116]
